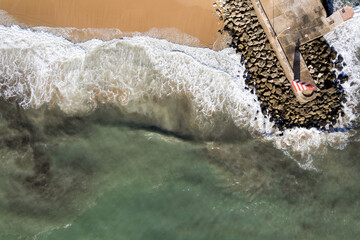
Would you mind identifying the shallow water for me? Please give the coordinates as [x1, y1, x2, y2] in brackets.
[0, 102, 360, 240]
[1, 103, 360, 240]
[0, 0, 225, 48]
[0, 0, 360, 239]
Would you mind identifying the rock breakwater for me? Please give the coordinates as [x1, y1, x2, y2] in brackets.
[217, 0, 348, 130]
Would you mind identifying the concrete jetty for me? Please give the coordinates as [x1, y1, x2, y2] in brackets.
[250, 0, 354, 103]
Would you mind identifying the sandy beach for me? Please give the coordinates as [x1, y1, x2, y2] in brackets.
[0, 0, 227, 48]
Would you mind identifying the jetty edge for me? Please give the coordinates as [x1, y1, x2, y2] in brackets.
[250, 0, 354, 104]
[217, 0, 351, 130]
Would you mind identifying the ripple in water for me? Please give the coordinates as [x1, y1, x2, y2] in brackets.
[0, 2, 359, 239]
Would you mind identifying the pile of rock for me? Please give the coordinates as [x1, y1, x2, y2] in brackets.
[217, 0, 348, 130]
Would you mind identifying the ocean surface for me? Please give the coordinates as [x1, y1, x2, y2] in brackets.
[0, 1, 360, 239]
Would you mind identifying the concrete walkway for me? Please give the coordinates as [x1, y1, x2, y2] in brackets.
[251, 0, 354, 103]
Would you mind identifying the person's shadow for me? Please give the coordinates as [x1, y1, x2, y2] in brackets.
[294, 39, 315, 97]
[293, 39, 301, 82]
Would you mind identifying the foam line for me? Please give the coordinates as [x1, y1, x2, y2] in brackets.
[0, 19, 359, 167]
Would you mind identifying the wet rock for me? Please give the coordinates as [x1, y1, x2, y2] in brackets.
[218, 0, 348, 130]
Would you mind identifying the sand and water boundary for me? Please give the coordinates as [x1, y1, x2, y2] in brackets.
[0, 0, 230, 49]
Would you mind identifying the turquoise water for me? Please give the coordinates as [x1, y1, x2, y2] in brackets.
[0, 102, 360, 240]
[0, 1, 360, 239]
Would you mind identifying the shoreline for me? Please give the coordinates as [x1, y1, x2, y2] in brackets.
[0, 0, 228, 49]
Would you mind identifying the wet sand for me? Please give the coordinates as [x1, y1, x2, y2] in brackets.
[0, 0, 227, 48]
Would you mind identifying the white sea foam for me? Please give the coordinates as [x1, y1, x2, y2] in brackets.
[269, 7, 360, 168]
[30, 26, 202, 47]
[325, 6, 360, 125]
[0, 9, 202, 47]
[334, 0, 360, 10]
[0, 25, 267, 139]
[0, 6, 359, 166]
[0, 10, 17, 26]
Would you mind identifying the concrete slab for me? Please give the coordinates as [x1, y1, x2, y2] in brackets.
[251, 0, 354, 103]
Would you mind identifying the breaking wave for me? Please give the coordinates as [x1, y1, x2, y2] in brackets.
[0, 25, 267, 140]
[269, 6, 360, 167]
[0, 9, 206, 47]
[0, 6, 359, 167]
